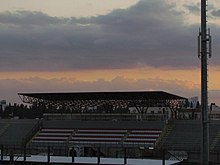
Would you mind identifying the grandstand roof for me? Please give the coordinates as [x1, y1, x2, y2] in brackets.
[18, 91, 187, 111]
[19, 91, 186, 101]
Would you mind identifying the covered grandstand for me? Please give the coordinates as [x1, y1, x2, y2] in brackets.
[18, 91, 187, 120]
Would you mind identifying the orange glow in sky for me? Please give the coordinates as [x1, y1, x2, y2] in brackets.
[1, 66, 219, 90]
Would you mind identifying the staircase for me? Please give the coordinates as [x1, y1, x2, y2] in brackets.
[121, 130, 131, 143]
[168, 151, 188, 161]
[0, 124, 10, 137]
[210, 131, 220, 152]
[25, 120, 42, 145]
[67, 129, 77, 144]
[155, 124, 173, 148]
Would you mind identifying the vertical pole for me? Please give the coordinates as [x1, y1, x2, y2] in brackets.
[9, 150, 14, 164]
[1, 145, 3, 161]
[201, 0, 209, 164]
[162, 149, 165, 165]
[72, 147, 75, 163]
[23, 145, 26, 161]
[47, 146, 50, 164]
[97, 147, 100, 164]
[124, 148, 127, 165]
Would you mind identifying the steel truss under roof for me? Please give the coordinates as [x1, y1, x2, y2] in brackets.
[18, 91, 187, 113]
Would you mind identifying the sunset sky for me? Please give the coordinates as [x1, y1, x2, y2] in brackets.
[0, 0, 220, 105]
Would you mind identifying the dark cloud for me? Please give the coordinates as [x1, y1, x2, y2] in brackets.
[207, 4, 220, 19]
[0, 0, 219, 71]
[0, 11, 69, 26]
[211, 9, 220, 17]
[184, 3, 200, 15]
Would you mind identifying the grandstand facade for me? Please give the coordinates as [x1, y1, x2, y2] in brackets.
[2, 119, 220, 164]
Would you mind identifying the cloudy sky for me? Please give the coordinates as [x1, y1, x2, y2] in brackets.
[0, 0, 220, 105]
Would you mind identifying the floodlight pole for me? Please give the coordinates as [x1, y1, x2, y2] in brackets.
[199, 0, 212, 164]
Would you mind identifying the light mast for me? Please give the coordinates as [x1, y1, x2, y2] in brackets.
[198, 0, 212, 164]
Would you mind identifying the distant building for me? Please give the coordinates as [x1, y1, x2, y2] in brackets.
[209, 103, 220, 120]
[0, 100, 6, 111]
[177, 97, 200, 120]
[188, 97, 199, 109]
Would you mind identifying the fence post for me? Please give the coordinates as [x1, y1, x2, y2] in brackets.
[162, 149, 165, 165]
[47, 146, 50, 164]
[97, 147, 100, 164]
[124, 148, 127, 165]
[71, 147, 75, 163]
[23, 145, 26, 161]
[1, 145, 3, 161]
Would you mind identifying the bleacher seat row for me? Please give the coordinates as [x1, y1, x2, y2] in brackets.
[32, 128, 162, 146]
